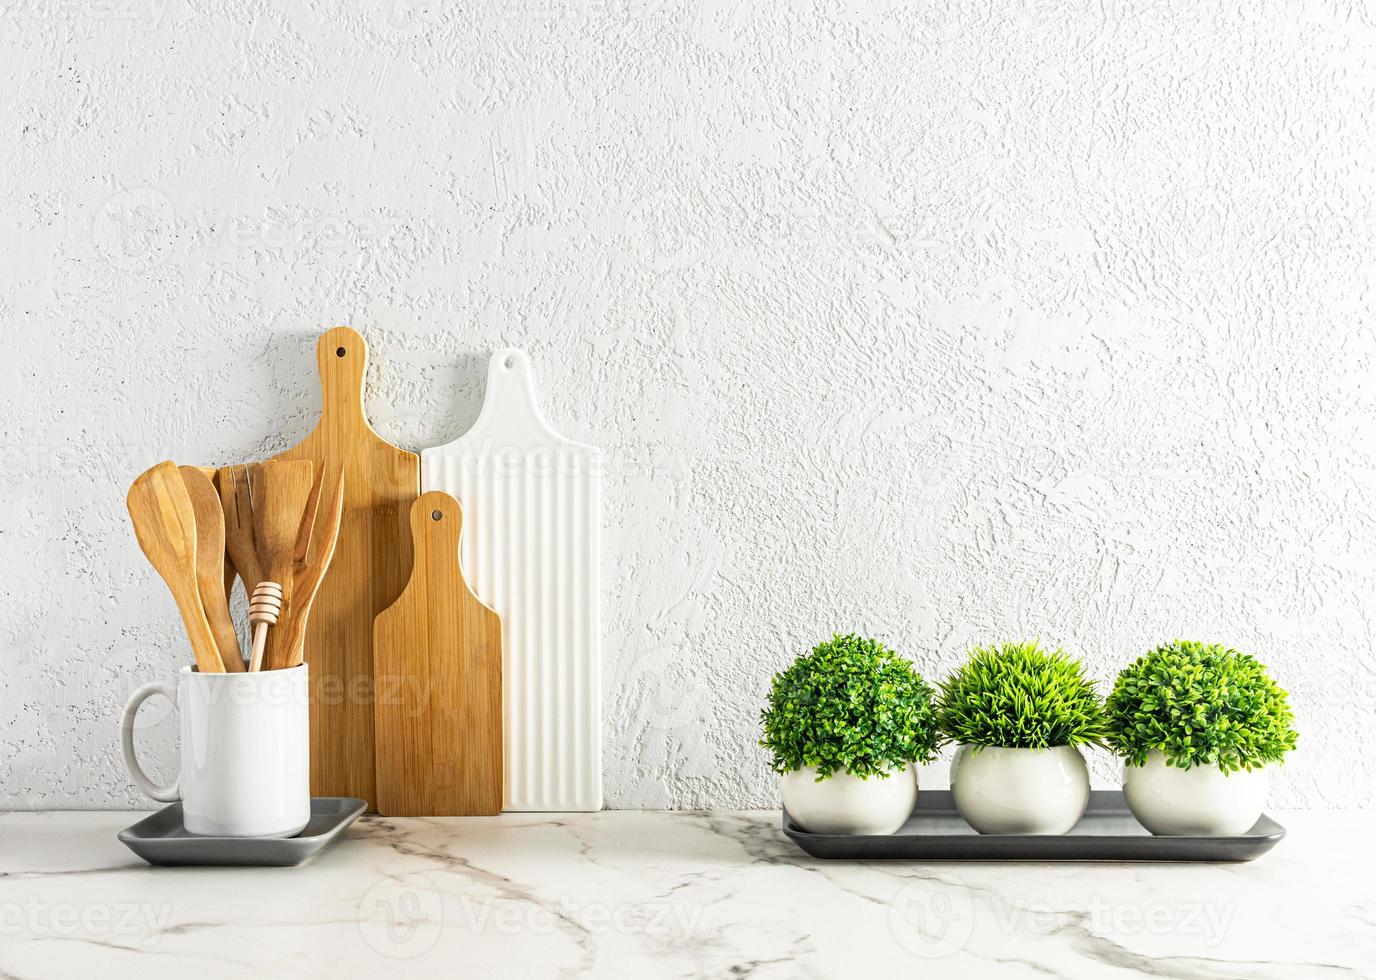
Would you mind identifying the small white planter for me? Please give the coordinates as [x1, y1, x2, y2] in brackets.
[1123, 751, 1268, 835]
[950, 744, 1089, 835]
[780, 764, 917, 835]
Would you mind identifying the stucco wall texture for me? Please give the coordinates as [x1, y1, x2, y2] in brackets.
[2, 3, 1373, 809]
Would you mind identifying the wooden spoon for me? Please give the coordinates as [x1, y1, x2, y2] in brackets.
[126, 461, 225, 673]
[266, 461, 345, 670]
[248, 460, 315, 670]
[178, 466, 245, 671]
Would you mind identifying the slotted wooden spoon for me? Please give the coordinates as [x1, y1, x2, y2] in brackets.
[127, 461, 225, 673]
[265, 461, 345, 671]
[218, 464, 264, 597]
[247, 460, 315, 670]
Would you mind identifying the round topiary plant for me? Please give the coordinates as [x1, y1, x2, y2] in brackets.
[1106, 640, 1298, 773]
[937, 641, 1108, 749]
[759, 633, 941, 780]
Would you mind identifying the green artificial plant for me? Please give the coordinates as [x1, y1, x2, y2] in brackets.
[759, 633, 941, 780]
[937, 641, 1108, 750]
[1105, 640, 1298, 773]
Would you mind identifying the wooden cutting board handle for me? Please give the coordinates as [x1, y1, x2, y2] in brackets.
[374, 491, 502, 816]
[272, 326, 419, 807]
[315, 325, 369, 427]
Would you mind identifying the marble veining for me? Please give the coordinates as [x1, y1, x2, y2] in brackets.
[0, 810, 1371, 978]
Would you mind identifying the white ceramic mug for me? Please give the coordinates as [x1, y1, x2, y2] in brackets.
[121, 664, 310, 837]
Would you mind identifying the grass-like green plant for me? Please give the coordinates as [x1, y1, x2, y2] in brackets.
[1106, 640, 1298, 773]
[936, 641, 1108, 749]
[759, 633, 941, 780]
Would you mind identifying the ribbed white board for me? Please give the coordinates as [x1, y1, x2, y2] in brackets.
[421, 349, 602, 811]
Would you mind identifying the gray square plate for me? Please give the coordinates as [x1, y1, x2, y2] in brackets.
[118, 798, 366, 867]
[784, 791, 1286, 862]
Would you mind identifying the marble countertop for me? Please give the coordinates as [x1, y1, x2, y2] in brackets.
[0, 809, 1371, 978]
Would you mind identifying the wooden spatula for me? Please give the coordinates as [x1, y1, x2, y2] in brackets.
[188, 466, 236, 602]
[265, 462, 346, 671]
[126, 461, 226, 673]
[178, 466, 244, 671]
[198, 465, 238, 597]
[374, 491, 502, 815]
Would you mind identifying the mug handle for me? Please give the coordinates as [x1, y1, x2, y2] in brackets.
[120, 681, 181, 803]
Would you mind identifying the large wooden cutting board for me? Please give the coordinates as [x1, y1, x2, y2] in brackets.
[421, 349, 602, 811]
[273, 326, 419, 807]
[374, 491, 502, 816]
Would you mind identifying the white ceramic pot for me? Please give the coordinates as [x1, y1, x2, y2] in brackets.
[780, 764, 917, 835]
[1123, 751, 1268, 835]
[950, 744, 1089, 835]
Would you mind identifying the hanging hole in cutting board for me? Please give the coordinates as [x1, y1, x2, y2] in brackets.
[336, 346, 346, 357]
[432, 510, 442, 521]
[504, 355, 515, 369]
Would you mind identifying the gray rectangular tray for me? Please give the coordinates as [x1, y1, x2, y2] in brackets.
[783, 791, 1285, 862]
[118, 798, 366, 867]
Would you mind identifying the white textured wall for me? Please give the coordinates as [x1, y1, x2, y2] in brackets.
[2, 2, 1372, 809]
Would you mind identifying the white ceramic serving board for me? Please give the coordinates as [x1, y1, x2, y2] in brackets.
[421, 349, 602, 812]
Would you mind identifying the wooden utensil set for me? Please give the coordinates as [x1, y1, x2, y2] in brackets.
[125, 327, 565, 818]
[126, 459, 345, 674]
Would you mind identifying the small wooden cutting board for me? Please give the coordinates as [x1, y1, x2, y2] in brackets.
[374, 491, 502, 816]
[273, 326, 419, 807]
